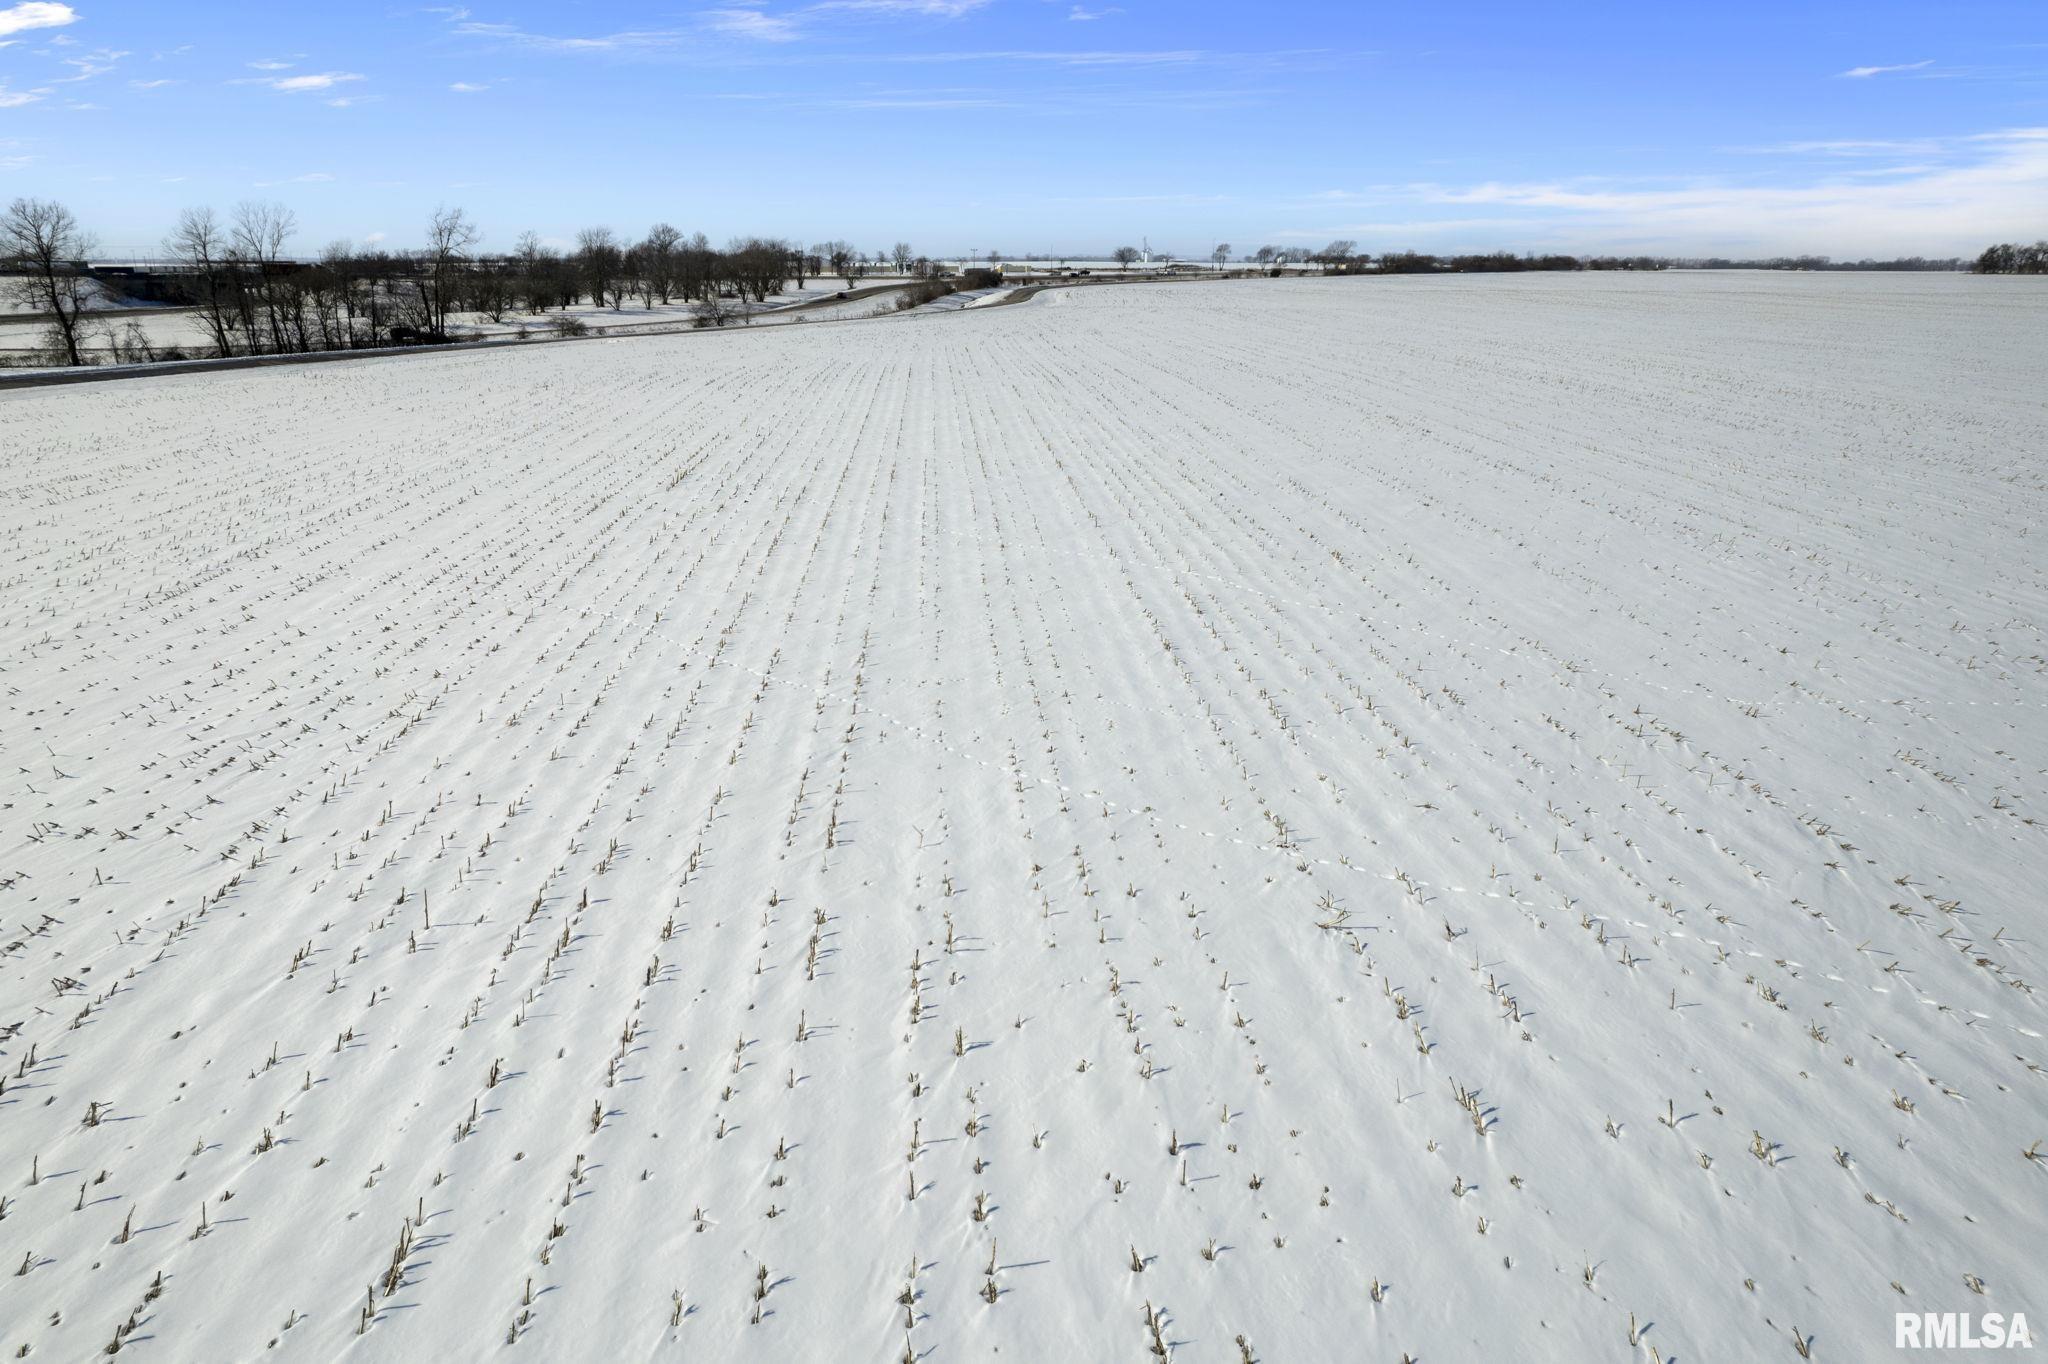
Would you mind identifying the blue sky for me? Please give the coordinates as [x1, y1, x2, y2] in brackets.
[2, 0, 2043, 258]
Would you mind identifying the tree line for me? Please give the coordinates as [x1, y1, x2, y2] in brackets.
[3, 196, 950, 364]
[1081, 242, 1670, 273]
[1972, 241, 2047, 274]
[1672, 254, 1967, 271]
[157, 206, 941, 358]
[1271, 241, 1667, 274]
[1137, 242, 1984, 274]
[1286, 241, 1982, 274]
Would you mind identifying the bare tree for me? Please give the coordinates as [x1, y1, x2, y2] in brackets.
[624, 244, 655, 309]
[3, 197, 96, 365]
[1317, 240, 1357, 271]
[472, 255, 515, 324]
[679, 232, 715, 303]
[693, 291, 736, 328]
[1211, 242, 1231, 270]
[421, 205, 480, 337]
[318, 239, 371, 347]
[1112, 245, 1141, 269]
[727, 237, 790, 302]
[100, 316, 155, 365]
[892, 241, 914, 274]
[820, 240, 855, 287]
[642, 222, 682, 304]
[230, 200, 298, 353]
[352, 248, 401, 345]
[1974, 241, 2048, 274]
[512, 230, 553, 314]
[576, 226, 622, 309]
[164, 205, 239, 358]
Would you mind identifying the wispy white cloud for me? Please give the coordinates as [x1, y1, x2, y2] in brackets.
[1735, 137, 1947, 157]
[1838, 59, 1932, 78]
[468, 0, 991, 52]
[247, 58, 295, 71]
[453, 20, 689, 55]
[834, 93, 1009, 107]
[449, 79, 489, 91]
[57, 46, 125, 81]
[1047, 190, 1235, 205]
[809, 0, 990, 13]
[1068, 4, 1122, 18]
[1268, 215, 1555, 243]
[0, 84, 47, 106]
[720, 79, 1270, 113]
[704, 9, 801, 42]
[875, 47, 1206, 65]
[1316, 127, 2048, 255]
[128, 76, 176, 89]
[266, 71, 364, 92]
[0, 2, 77, 38]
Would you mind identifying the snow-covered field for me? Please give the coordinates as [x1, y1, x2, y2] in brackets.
[1, 273, 2043, 1362]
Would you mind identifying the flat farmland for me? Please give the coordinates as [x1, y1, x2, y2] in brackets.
[1, 273, 2043, 1362]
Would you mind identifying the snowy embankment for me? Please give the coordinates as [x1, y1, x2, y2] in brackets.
[0, 273, 2043, 1362]
[907, 286, 1015, 313]
[0, 276, 153, 316]
[444, 281, 900, 338]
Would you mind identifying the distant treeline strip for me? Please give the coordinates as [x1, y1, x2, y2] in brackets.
[1971, 241, 2047, 274]
[1309, 245, 1974, 274]
[3, 197, 951, 367]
